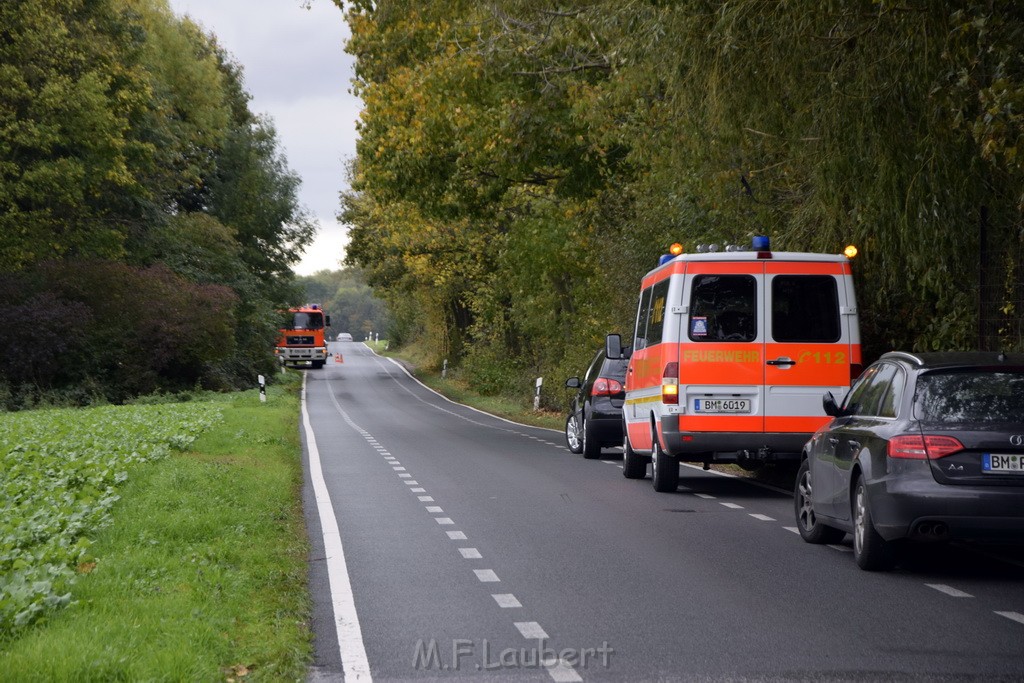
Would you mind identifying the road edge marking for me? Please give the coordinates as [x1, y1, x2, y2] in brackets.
[303, 373, 373, 681]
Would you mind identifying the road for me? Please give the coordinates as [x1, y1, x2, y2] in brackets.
[300, 342, 1024, 682]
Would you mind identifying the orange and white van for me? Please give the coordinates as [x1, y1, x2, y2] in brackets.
[606, 236, 862, 492]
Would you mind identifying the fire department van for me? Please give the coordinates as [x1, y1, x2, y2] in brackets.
[606, 236, 862, 492]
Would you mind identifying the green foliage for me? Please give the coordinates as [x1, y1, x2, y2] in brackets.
[296, 267, 391, 339]
[0, 401, 223, 639]
[0, 0, 317, 404]
[343, 1, 1024, 401]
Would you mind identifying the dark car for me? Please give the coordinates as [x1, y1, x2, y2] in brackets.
[794, 351, 1024, 570]
[564, 350, 629, 459]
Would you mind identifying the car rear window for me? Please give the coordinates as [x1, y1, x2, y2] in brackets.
[914, 369, 1024, 423]
[600, 358, 630, 381]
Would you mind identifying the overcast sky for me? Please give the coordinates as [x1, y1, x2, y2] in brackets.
[167, 0, 359, 276]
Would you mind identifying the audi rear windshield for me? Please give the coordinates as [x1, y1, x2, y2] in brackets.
[914, 368, 1024, 424]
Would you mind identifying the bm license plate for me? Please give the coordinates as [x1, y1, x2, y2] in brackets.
[982, 453, 1023, 473]
[693, 399, 751, 413]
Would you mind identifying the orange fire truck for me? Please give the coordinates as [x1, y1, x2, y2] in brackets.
[275, 304, 331, 369]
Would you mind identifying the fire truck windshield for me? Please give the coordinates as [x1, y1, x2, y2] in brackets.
[288, 312, 324, 330]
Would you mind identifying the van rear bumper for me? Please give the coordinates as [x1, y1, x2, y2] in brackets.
[660, 416, 809, 461]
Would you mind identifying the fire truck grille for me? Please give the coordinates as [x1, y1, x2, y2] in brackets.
[287, 336, 315, 345]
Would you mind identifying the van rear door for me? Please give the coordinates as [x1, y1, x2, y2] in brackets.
[763, 260, 857, 436]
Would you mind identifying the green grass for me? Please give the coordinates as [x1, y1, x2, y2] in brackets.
[0, 377, 310, 681]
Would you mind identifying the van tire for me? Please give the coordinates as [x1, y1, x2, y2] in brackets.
[651, 434, 679, 493]
[622, 431, 647, 479]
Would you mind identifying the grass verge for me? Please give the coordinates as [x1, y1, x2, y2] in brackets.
[0, 377, 310, 682]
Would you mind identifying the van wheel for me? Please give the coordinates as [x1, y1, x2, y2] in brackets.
[311, 360, 325, 369]
[581, 415, 601, 460]
[622, 430, 647, 479]
[852, 476, 898, 571]
[795, 459, 845, 544]
[651, 434, 679, 493]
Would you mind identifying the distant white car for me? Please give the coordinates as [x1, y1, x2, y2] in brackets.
[337, 332, 353, 342]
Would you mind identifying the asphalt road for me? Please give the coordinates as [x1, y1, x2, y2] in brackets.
[301, 342, 1024, 682]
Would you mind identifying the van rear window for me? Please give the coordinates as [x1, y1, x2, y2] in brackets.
[689, 275, 756, 342]
[771, 275, 840, 343]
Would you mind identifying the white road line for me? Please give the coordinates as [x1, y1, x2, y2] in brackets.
[827, 544, 852, 553]
[694, 493, 716, 499]
[435, 517, 454, 525]
[720, 502, 744, 509]
[458, 548, 482, 559]
[411, 487, 426, 492]
[926, 584, 973, 598]
[750, 513, 776, 522]
[492, 594, 521, 608]
[514, 621, 549, 639]
[426, 506, 444, 513]
[547, 660, 583, 683]
[303, 375, 372, 682]
[474, 569, 500, 582]
[447, 531, 468, 540]
[783, 526, 800, 534]
[404, 480, 420, 486]
[996, 611, 1024, 626]
[418, 496, 434, 502]
[392, 466, 406, 471]
[399, 474, 412, 478]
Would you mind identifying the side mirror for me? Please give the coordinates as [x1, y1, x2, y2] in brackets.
[606, 333, 628, 360]
[565, 377, 581, 389]
[822, 391, 844, 418]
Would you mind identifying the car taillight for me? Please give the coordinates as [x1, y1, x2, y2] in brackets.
[662, 362, 679, 405]
[591, 378, 624, 396]
[888, 435, 965, 460]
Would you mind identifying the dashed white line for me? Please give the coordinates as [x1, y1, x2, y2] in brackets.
[926, 584, 973, 598]
[783, 526, 800, 534]
[411, 488, 426, 493]
[474, 569, 500, 582]
[392, 466, 406, 471]
[996, 611, 1024, 626]
[399, 473, 412, 478]
[446, 531, 468, 540]
[547, 661, 583, 682]
[694, 493, 716, 499]
[514, 622, 549, 639]
[458, 548, 482, 559]
[827, 544, 852, 553]
[404, 480, 420, 486]
[418, 496, 434, 502]
[720, 502, 744, 509]
[426, 506, 444, 513]
[435, 517, 454, 525]
[492, 594, 521, 608]
[750, 513, 776, 522]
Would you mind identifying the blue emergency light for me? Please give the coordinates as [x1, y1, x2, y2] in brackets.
[752, 235, 770, 250]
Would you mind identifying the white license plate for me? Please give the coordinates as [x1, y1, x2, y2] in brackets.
[694, 398, 751, 413]
[982, 453, 1024, 473]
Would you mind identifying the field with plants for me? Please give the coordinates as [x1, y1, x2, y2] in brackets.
[0, 401, 224, 636]
[1, 378, 311, 680]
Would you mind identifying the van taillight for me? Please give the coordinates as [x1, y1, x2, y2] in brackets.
[592, 378, 624, 396]
[851, 363, 863, 382]
[662, 362, 679, 405]
[888, 435, 964, 460]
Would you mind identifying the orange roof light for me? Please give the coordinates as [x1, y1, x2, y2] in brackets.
[844, 244, 858, 259]
[670, 243, 684, 256]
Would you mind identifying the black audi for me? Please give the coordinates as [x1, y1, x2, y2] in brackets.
[794, 351, 1024, 570]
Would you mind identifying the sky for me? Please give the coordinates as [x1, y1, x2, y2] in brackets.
[167, 0, 360, 276]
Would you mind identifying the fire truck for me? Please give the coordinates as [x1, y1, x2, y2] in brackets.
[275, 304, 331, 368]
